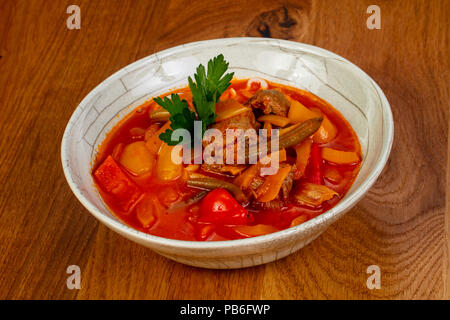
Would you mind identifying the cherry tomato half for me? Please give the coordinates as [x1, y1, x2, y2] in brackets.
[199, 189, 253, 226]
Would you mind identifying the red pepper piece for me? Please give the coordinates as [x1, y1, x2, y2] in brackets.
[199, 189, 253, 226]
[309, 143, 323, 185]
[94, 155, 142, 212]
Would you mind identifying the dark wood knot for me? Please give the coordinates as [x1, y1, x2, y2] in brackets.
[244, 4, 310, 41]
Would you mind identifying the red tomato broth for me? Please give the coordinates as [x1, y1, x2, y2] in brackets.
[92, 80, 362, 241]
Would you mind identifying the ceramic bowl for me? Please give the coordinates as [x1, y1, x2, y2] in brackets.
[61, 38, 394, 269]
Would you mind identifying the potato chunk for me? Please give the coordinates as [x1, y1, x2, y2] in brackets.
[119, 141, 155, 176]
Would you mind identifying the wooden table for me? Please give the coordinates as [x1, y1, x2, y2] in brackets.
[0, 0, 448, 300]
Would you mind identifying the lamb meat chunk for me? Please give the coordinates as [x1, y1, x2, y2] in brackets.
[245, 89, 290, 117]
[243, 163, 296, 209]
[201, 163, 247, 176]
[210, 108, 256, 137]
[201, 109, 257, 176]
[280, 164, 295, 200]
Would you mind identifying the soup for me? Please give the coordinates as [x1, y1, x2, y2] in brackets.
[92, 55, 361, 241]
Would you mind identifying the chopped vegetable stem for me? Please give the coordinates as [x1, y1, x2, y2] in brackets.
[187, 177, 247, 204]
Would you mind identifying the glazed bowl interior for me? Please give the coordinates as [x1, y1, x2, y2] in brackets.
[62, 38, 393, 260]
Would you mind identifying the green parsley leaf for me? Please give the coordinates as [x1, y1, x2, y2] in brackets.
[153, 94, 196, 146]
[153, 54, 234, 146]
[189, 54, 234, 133]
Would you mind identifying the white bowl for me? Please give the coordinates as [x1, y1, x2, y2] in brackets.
[61, 38, 393, 269]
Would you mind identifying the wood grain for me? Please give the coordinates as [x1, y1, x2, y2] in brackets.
[0, 0, 448, 299]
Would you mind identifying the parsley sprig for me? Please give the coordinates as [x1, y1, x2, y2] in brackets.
[153, 54, 234, 146]
[153, 94, 196, 146]
[189, 54, 234, 133]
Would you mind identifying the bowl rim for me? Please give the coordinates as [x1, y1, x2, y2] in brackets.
[61, 37, 394, 250]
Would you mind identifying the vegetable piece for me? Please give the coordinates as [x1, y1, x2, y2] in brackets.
[167, 191, 208, 213]
[187, 177, 248, 204]
[290, 214, 309, 227]
[215, 100, 249, 122]
[246, 78, 268, 90]
[119, 141, 155, 176]
[256, 164, 292, 202]
[261, 148, 287, 164]
[323, 167, 343, 184]
[288, 99, 318, 123]
[293, 182, 338, 208]
[233, 163, 261, 190]
[144, 123, 161, 141]
[145, 121, 171, 154]
[262, 121, 272, 137]
[199, 189, 253, 225]
[239, 90, 254, 99]
[244, 117, 322, 163]
[156, 143, 183, 181]
[129, 127, 146, 139]
[288, 102, 337, 144]
[309, 143, 322, 184]
[189, 54, 234, 134]
[234, 149, 286, 189]
[322, 147, 360, 164]
[135, 194, 164, 228]
[94, 155, 142, 212]
[196, 224, 215, 241]
[279, 123, 300, 135]
[111, 143, 124, 161]
[158, 186, 181, 207]
[293, 139, 312, 179]
[188, 172, 209, 179]
[220, 87, 237, 101]
[311, 114, 337, 144]
[185, 164, 200, 172]
[149, 109, 170, 121]
[278, 117, 322, 150]
[257, 115, 290, 127]
[153, 94, 197, 146]
[234, 224, 278, 237]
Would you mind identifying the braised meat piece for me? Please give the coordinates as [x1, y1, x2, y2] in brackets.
[245, 90, 291, 117]
[201, 109, 257, 176]
[201, 163, 247, 176]
[211, 108, 256, 137]
[280, 164, 295, 200]
[241, 163, 296, 209]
